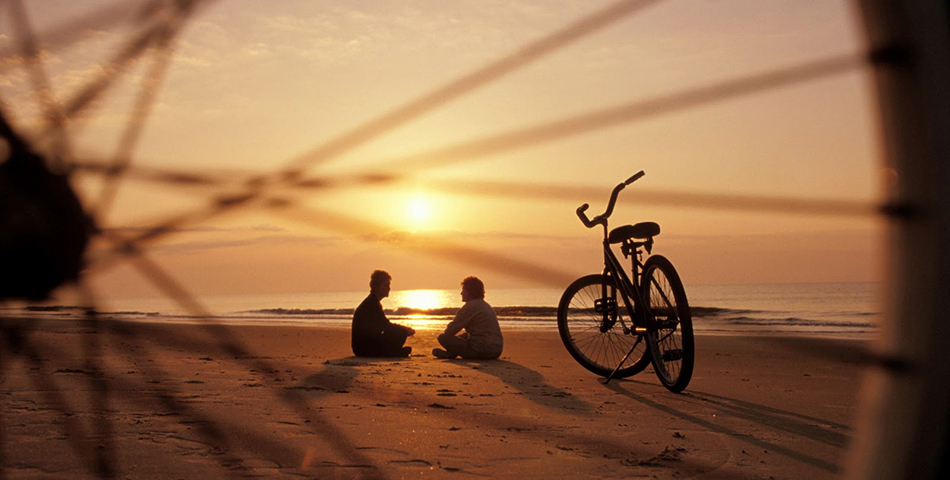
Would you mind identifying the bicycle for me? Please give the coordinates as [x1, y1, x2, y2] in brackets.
[557, 171, 694, 393]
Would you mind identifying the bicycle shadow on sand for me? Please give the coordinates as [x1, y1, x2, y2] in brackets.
[602, 379, 848, 473]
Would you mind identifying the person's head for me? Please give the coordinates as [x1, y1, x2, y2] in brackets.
[460, 276, 485, 302]
[370, 270, 392, 300]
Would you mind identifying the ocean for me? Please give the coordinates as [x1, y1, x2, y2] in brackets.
[5, 282, 881, 338]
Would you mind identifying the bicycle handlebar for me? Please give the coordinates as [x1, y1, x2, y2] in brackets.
[576, 170, 645, 228]
[623, 171, 645, 186]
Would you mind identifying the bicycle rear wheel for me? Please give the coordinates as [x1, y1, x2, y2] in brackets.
[557, 274, 650, 379]
[642, 255, 694, 393]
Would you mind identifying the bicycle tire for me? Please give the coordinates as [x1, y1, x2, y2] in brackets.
[557, 274, 651, 378]
[642, 255, 694, 392]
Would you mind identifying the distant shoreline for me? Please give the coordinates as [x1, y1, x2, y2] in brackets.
[0, 307, 878, 339]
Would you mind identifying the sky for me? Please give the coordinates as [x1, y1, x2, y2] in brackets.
[0, 0, 883, 302]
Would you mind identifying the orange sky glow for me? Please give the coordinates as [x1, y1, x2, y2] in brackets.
[0, 0, 882, 301]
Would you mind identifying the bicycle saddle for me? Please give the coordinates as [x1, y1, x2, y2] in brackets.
[608, 222, 660, 244]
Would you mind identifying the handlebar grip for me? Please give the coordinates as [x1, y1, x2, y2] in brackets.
[576, 203, 595, 228]
[576, 171, 644, 228]
[624, 170, 645, 185]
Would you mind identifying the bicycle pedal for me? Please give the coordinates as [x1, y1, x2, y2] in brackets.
[594, 298, 617, 314]
[662, 349, 684, 362]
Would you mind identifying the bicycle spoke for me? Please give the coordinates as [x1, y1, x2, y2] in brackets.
[277, 203, 578, 287]
[7, 0, 72, 165]
[371, 53, 864, 176]
[58, 1, 214, 126]
[92, 22, 182, 218]
[72, 158, 233, 188]
[282, 0, 663, 175]
[420, 178, 876, 217]
[558, 275, 649, 378]
[0, 0, 161, 68]
[650, 276, 677, 315]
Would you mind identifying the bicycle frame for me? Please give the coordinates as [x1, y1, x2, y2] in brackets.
[576, 171, 649, 331]
[596, 224, 649, 337]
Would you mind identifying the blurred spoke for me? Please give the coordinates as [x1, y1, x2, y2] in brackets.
[426, 178, 878, 217]
[281, 0, 663, 176]
[93, 13, 188, 217]
[72, 158, 234, 188]
[74, 284, 118, 478]
[0, 0, 162, 70]
[274, 203, 577, 288]
[374, 53, 866, 173]
[8, 0, 72, 165]
[88, 202, 257, 278]
[9, 332, 105, 475]
[55, 1, 215, 128]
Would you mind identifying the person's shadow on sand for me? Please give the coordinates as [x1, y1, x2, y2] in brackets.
[291, 356, 414, 398]
[455, 359, 592, 413]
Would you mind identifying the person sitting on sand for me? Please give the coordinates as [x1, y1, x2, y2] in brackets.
[433, 276, 503, 360]
[352, 270, 415, 357]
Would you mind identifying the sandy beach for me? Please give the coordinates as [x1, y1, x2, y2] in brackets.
[0, 317, 866, 479]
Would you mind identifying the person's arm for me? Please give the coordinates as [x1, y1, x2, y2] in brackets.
[375, 303, 413, 336]
[443, 303, 471, 336]
[383, 321, 414, 336]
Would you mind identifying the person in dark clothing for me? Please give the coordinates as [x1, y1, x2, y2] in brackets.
[351, 270, 415, 357]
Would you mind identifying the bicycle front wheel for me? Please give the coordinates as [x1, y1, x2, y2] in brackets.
[642, 255, 694, 392]
[557, 274, 651, 379]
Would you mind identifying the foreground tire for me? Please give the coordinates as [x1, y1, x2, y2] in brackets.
[642, 255, 694, 392]
[557, 274, 650, 378]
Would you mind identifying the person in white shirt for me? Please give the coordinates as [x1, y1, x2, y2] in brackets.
[433, 276, 503, 360]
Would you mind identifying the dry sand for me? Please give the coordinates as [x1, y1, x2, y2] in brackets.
[0, 317, 866, 479]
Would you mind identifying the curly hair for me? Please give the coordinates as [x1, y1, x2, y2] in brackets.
[461, 276, 485, 299]
[370, 269, 391, 289]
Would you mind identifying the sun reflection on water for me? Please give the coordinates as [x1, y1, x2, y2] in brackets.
[392, 289, 452, 311]
[389, 289, 455, 331]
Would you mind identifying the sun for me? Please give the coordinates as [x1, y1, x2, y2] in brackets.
[390, 289, 451, 331]
[398, 289, 445, 311]
[407, 195, 433, 228]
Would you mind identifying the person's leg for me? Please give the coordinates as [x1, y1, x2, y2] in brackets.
[355, 332, 410, 357]
[353, 335, 384, 357]
[468, 348, 501, 360]
[437, 333, 479, 359]
[457, 345, 501, 360]
[381, 329, 411, 357]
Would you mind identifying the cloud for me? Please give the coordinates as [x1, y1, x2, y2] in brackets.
[149, 233, 340, 254]
[106, 224, 287, 234]
[242, 43, 273, 58]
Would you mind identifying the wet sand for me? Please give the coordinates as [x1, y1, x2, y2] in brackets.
[0, 317, 866, 479]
